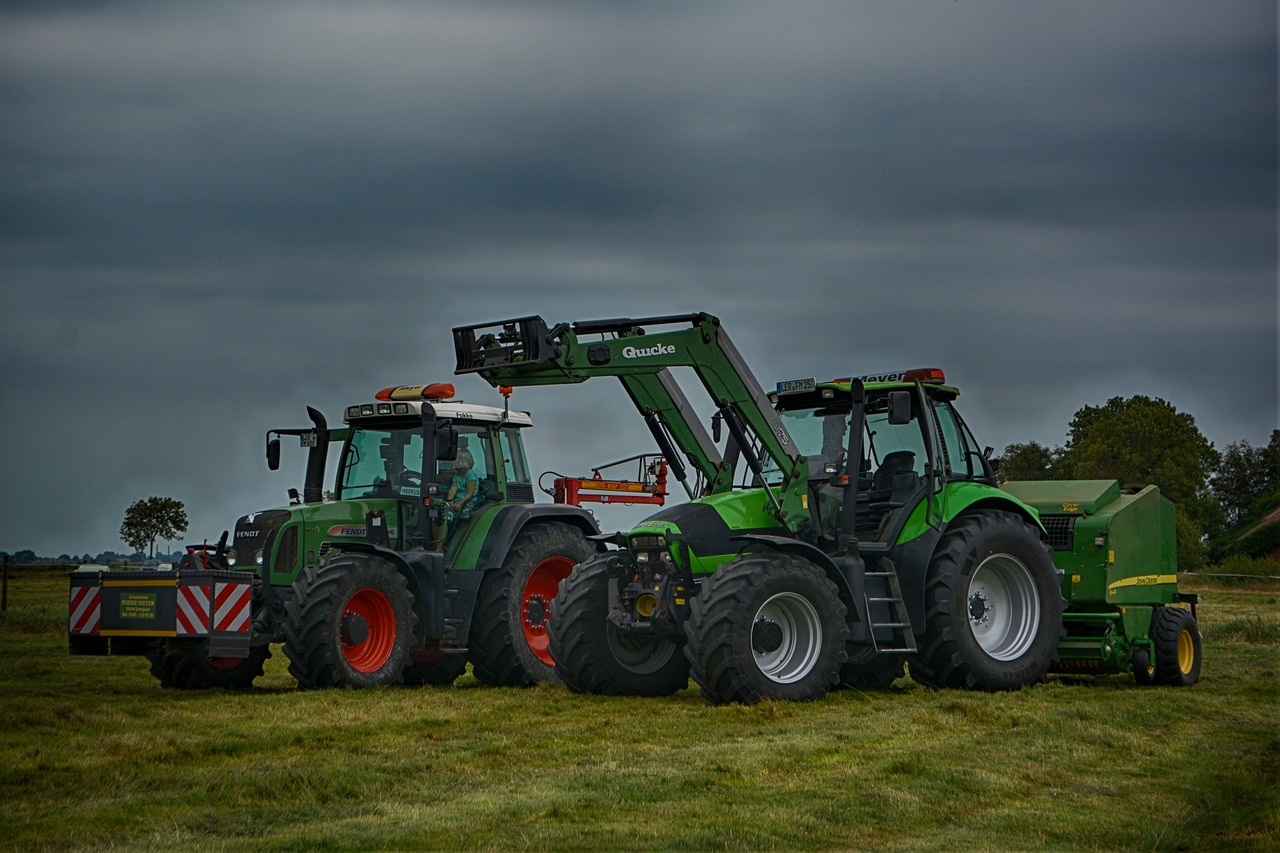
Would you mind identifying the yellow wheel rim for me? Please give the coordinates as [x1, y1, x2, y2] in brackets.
[1177, 627, 1195, 674]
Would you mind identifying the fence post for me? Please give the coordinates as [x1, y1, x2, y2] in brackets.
[2, 554, 8, 612]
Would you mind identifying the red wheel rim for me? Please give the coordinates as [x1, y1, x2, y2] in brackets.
[207, 657, 243, 671]
[521, 556, 574, 666]
[342, 587, 396, 673]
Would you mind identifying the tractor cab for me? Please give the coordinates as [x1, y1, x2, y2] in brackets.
[335, 384, 536, 550]
[768, 368, 996, 552]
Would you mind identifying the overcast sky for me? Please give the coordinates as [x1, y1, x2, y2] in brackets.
[2, 1, 1275, 557]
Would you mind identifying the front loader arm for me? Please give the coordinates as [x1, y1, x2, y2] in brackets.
[453, 313, 807, 525]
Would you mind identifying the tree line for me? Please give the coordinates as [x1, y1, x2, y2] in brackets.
[998, 395, 1280, 568]
[4, 396, 1276, 570]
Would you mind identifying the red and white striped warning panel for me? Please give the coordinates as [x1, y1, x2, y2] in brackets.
[69, 584, 101, 635]
[214, 581, 252, 633]
[176, 585, 211, 636]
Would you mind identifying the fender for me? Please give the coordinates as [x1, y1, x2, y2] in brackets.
[892, 486, 1047, 630]
[330, 541, 446, 646]
[473, 504, 603, 571]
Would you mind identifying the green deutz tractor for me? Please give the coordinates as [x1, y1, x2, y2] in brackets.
[453, 313, 1202, 704]
[69, 382, 600, 689]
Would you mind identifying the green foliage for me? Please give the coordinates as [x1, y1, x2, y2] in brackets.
[996, 441, 1056, 483]
[1176, 511, 1209, 570]
[1212, 431, 1280, 526]
[1208, 481, 1280, 563]
[1055, 395, 1221, 569]
[119, 496, 188, 558]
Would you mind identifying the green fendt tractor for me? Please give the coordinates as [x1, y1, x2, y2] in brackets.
[70, 382, 600, 689]
[453, 313, 1202, 704]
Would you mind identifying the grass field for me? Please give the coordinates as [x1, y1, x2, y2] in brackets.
[2, 568, 1277, 851]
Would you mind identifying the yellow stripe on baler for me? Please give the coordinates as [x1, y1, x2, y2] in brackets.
[1107, 574, 1178, 595]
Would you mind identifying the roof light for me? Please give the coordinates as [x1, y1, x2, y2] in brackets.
[375, 383, 456, 401]
[853, 368, 946, 385]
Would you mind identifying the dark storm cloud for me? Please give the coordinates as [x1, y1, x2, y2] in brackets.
[1, 1, 1274, 556]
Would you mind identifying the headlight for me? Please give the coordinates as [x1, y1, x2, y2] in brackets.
[226, 548, 238, 566]
[254, 549, 264, 565]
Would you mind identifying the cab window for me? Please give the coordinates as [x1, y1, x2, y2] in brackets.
[933, 400, 984, 480]
[498, 427, 532, 487]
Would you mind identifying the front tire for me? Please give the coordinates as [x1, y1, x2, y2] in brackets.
[147, 646, 271, 689]
[911, 510, 1063, 691]
[1150, 606, 1202, 687]
[684, 554, 848, 705]
[283, 557, 416, 689]
[469, 522, 597, 686]
[547, 554, 690, 696]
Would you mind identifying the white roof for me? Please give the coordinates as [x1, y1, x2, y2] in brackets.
[344, 399, 533, 427]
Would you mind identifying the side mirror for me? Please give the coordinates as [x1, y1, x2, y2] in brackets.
[267, 436, 281, 471]
[888, 391, 912, 425]
[435, 427, 458, 462]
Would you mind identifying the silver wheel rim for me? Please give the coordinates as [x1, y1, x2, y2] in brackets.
[606, 626, 676, 675]
[967, 554, 1041, 661]
[752, 592, 822, 683]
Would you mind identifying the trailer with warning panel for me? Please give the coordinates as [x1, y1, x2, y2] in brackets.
[69, 382, 604, 690]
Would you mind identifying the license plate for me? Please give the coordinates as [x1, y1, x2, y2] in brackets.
[776, 378, 816, 395]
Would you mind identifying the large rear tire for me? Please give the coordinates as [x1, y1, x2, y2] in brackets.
[469, 522, 597, 686]
[684, 553, 848, 705]
[147, 646, 271, 689]
[547, 554, 690, 696]
[1150, 606, 1202, 687]
[910, 510, 1063, 691]
[283, 556, 416, 689]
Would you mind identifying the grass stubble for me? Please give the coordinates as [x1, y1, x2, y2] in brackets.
[1, 570, 1276, 851]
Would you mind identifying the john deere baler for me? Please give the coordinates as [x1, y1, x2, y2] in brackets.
[1001, 480, 1202, 685]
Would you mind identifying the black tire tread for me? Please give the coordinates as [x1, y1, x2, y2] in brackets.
[282, 558, 415, 689]
[684, 553, 848, 705]
[469, 522, 596, 686]
[909, 510, 1064, 691]
[147, 646, 270, 690]
[1150, 606, 1202, 687]
[548, 554, 689, 696]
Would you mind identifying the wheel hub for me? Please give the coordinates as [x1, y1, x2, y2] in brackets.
[968, 592, 991, 623]
[524, 594, 549, 630]
[752, 618, 784, 654]
[342, 611, 370, 646]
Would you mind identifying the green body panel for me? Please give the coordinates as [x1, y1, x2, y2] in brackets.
[441, 503, 506, 570]
[1003, 479, 1177, 675]
[694, 489, 779, 531]
[260, 498, 407, 586]
[259, 498, 529, 585]
[627, 489, 781, 577]
[1002, 480, 1177, 607]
